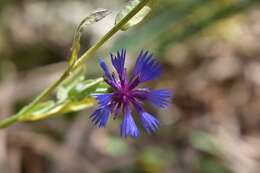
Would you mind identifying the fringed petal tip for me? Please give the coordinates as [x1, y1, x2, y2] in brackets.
[99, 58, 112, 80]
[90, 107, 110, 128]
[140, 112, 160, 134]
[147, 89, 172, 109]
[110, 49, 126, 77]
[132, 50, 162, 82]
[120, 111, 139, 138]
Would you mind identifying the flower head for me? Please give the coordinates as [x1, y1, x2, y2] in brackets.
[90, 49, 171, 138]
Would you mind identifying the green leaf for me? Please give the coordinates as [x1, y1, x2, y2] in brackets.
[19, 98, 96, 121]
[19, 97, 97, 121]
[115, 0, 153, 31]
[94, 81, 110, 93]
[69, 9, 111, 65]
[19, 101, 65, 121]
[68, 78, 109, 101]
[29, 101, 56, 115]
[56, 67, 85, 102]
[60, 98, 96, 113]
[20, 77, 108, 121]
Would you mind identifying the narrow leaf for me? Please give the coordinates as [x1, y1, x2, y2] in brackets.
[61, 98, 96, 112]
[69, 78, 109, 101]
[56, 66, 85, 102]
[19, 101, 65, 121]
[69, 9, 111, 65]
[19, 98, 96, 121]
[115, 0, 153, 31]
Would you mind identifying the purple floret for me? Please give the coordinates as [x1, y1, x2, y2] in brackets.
[90, 49, 171, 138]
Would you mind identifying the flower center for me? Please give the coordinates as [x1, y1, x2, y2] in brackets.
[113, 88, 132, 104]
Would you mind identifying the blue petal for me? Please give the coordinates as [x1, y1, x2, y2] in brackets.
[96, 93, 113, 107]
[110, 49, 126, 77]
[99, 58, 120, 89]
[131, 50, 162, 82]
[99, 58, 112, 80]
[90, 107, 110, 128]
[140, 112, 160, 133]
[146, 89, 171, 108]
[120, 107, 139, 138]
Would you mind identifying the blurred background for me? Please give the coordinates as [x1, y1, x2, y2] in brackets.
[0, 0, 260, 173]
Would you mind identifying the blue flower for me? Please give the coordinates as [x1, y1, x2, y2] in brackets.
[90, 49, 171, 138]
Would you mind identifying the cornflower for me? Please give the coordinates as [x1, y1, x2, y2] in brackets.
[90, 49, 171, 138]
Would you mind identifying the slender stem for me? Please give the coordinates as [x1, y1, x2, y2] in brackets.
[72, 0, 149, 70]
[0, 0, 150, 128]
[25, 69, 70, 110]
[0, 114, 20, 129]
[0, 68, 71, 128]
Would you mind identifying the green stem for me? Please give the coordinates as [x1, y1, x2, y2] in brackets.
[0, 0, 150, 129]
[72, 0, 149, 70]
[0, 68, 71, 128]
[0, 114, 20, 129]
